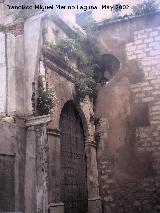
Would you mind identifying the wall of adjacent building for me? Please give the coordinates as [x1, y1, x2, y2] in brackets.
[96, 12, 160, 213]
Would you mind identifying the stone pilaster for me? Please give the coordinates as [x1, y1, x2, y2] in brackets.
[47, 128, 64, 213]
[86, 142, 102, 213]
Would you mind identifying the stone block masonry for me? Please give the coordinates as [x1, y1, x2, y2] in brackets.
[126, 26, 160, 159]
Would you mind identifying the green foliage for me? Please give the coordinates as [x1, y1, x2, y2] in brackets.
[46, 19, 102, 103]
[83, 18, 98, 41]
[36, 88, 56, 116]
[45, 40, 55, 49]
[54, 39, 81, 59]
[51, 19, 102, 77]
[132, 0, 158, 15]
[75, 78, 97, 102]
[76, 20, 102, 76]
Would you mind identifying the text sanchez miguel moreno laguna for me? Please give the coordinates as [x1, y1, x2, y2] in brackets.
[7, 4, 130, 11]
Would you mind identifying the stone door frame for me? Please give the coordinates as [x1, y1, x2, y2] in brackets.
[48, 99, 102, 213]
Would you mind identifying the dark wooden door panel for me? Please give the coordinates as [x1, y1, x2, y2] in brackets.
[0, 154, 15, 211]
[60, 102, 88, 213]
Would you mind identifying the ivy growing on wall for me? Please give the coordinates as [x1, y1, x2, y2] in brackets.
[46, 19, 102, 103]
[48, 23, 102, 77]
[36, 78, 56, 116]
[54, 39, 81, 60]
[36, 87, 56, 115]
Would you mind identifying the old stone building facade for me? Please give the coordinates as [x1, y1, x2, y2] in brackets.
[0, 0, 160, 213]
[0, 1, 101, 213]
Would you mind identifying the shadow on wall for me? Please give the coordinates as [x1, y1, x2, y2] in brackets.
[95, 54, 120, 83]
[127, 60, 144, 84]
[115, 144, 155, 180]
[115, 104, 154, 181]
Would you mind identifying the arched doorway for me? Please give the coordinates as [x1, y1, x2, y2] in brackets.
[59, 101, 88, 213]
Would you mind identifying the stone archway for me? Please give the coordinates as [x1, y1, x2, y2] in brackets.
[48, 98, 102, 213]
[59, 101, 88, 213]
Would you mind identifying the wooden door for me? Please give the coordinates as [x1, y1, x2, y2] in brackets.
[60, 102, 88, 213]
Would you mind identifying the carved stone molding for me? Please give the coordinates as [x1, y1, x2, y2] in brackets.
[26, 115, 51, 127]
[0, 21, 24, 36]
[47, 128, 60, 137]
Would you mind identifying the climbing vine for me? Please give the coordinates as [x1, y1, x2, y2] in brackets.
[36, 78, 56, 116]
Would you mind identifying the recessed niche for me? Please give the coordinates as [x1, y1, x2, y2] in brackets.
[101, 54, 120, 82]
[133, 103, 150, 127]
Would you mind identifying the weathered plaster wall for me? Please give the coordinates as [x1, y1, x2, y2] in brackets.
[24, 14, 43, 115]
[0, 32, 7, 113]
[0, 19, 25, 116]
[0, 30, 25, 116]
[43, 18, 68, 45]
[0, 2, 11, 25]
[7, 33, 16, 114]
[96, 12, 160, 212]
[0, 3, 5, 23]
